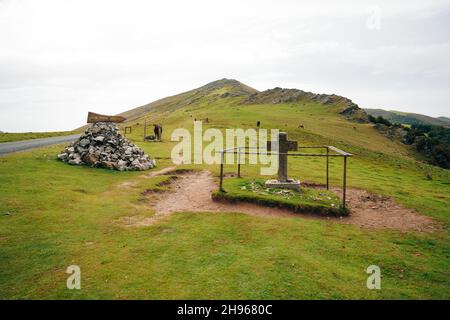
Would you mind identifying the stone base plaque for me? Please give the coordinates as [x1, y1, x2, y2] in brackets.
[265, 179, 301, 191]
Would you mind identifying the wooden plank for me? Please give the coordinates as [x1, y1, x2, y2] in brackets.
[327, 146, 353, 156]
[87, 112, 126, 123]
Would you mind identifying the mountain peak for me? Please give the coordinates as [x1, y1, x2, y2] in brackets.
[203, 78, 241, 87]
[117, 78, 257, 120]
[199, 78, 258, 96]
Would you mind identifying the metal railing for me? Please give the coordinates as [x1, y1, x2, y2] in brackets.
[218, 145, 353, 209]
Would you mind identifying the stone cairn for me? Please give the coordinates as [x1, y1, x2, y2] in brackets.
[58, 122, 156, 171]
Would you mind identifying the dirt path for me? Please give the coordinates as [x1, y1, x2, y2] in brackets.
[153, 171, 301, 218]
[331, 187, 440, 232]
[144, 166, 178, 178]
[126, 170, 441, 232]
[117, 166, 178, 189]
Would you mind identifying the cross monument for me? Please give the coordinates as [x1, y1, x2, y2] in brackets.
[265, 132, 300, 190]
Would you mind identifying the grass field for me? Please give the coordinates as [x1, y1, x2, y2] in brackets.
[0, 81, 449, 299]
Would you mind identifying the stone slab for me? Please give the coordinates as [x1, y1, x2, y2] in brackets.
[265, 179, 301, 190]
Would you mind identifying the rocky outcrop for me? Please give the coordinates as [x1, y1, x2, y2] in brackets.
[374, 123, 409, 142]
[244, 87, 308, 104]
[339, 104, 369, 123]
[244, 87, 369, 123]
[58, 122, 156, 171]
[244, 87, 358, 105]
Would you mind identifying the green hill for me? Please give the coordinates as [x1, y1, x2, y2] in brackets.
[117, 78, 258, 121]
[364, 108, 450, 127]
[1, 79, 449, 299]
[119, 79, 407, 158]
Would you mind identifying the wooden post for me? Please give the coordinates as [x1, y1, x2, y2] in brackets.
[326, 146, 329, 190]
[237, 147, 241, 178]
[144, 119, 147, 140]
[220, 152, 224, 191]
[343, 156, 347, 209]
[124, 126, 132, 136]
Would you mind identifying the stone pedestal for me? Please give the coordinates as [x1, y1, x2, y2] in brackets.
[265, 179, 301, 191]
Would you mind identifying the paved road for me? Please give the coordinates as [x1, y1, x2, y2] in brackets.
[0, 134, 81, 156]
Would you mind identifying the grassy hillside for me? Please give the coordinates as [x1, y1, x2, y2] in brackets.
[0, 79, 449, 299]
[365, 109, 450, 127]
[120, 80, 412, 159]
[117, 78, 258, 122]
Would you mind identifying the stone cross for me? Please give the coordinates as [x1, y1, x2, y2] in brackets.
[267, 132, 298, 182]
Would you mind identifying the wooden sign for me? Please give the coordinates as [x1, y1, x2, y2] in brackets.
[87, 112, 126, 123]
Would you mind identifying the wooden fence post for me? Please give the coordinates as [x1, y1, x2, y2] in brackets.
[326, 146, 330, 190]
[220, 152, 224, 191]
[343, 156, 347, 209]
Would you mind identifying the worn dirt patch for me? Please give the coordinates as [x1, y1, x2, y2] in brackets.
[117, 181, 138, 189]
[116, 166, 179, 190]
[141, 176, 179, 195]
[118, 215, 161, 227]
[154, 171, 306, 218]
[144, 166, 180, 178]
[123, 170, 441, 232]
[333, 188, 441, 232]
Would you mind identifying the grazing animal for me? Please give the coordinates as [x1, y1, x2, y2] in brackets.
[153, 124, 163, 141]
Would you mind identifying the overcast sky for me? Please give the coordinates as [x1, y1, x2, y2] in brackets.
[1, 0, 449, 132]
